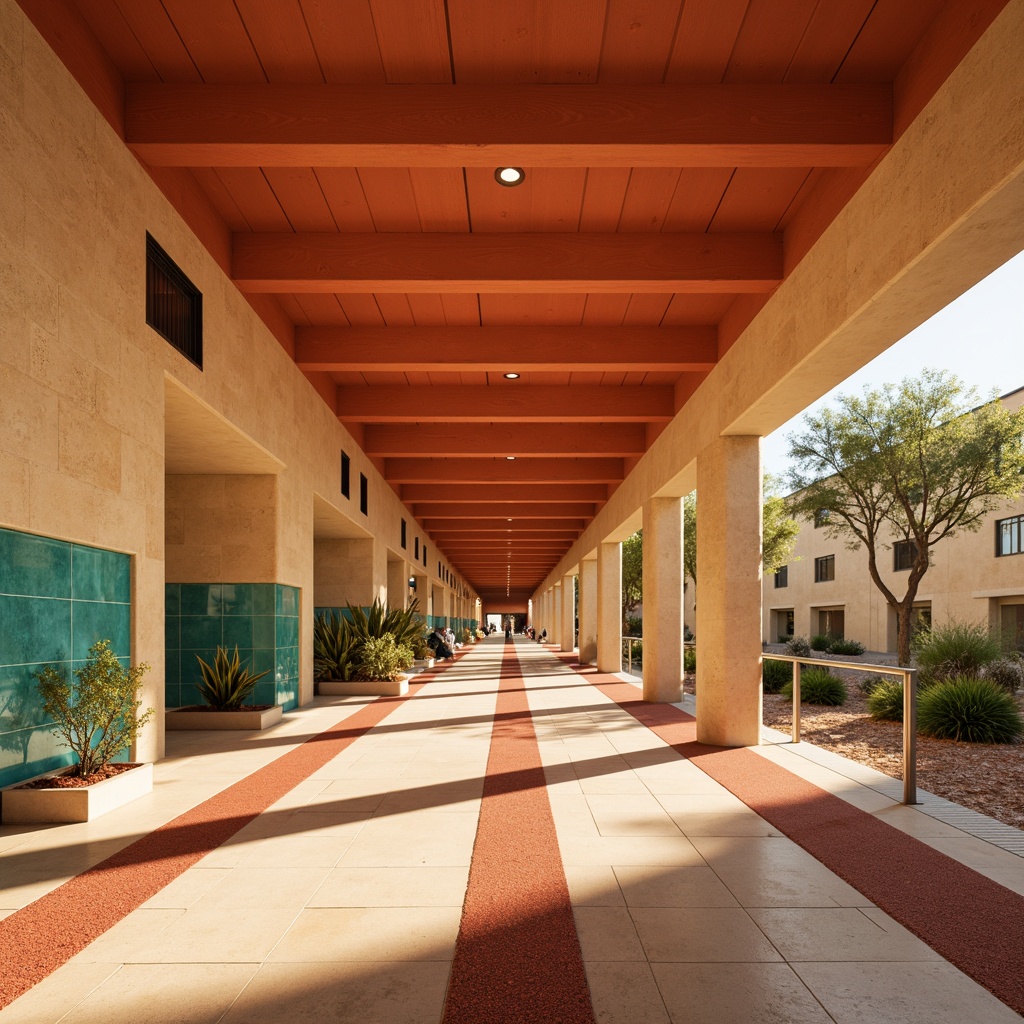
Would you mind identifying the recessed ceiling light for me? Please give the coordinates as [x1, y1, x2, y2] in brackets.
[506, 456, 516, 461]
[495, 167, 525, 187]
[503, 372, 520, 380]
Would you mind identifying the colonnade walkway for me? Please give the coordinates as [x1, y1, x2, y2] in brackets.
[2, 636, 1024, 1023]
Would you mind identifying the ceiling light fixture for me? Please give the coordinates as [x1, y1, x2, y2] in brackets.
[495, 167, 525, 187]
[506, 456, 516, 461]
[503, 372, 520, 380]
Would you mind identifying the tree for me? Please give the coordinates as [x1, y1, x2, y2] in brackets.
[621, 531, 643, 630]
[786, 371, 1024, 665]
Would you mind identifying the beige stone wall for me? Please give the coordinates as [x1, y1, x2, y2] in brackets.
[0, 3, 477, 762]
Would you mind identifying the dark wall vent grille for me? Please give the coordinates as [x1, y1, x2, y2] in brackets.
[146, 233, 202, 367]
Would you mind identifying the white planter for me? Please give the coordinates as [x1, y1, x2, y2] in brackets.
[412, 658, 435, 671]
[165, 705, 283, 731]
[1, 762, 154, 824]
[319, 675, 409, 697]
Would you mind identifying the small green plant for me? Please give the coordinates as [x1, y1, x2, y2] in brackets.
[683, 646, 696, 673]
[786, 636, 811, 657]
[461, 627, 473, 645]
[781, 667, 847, 706]
[913, 620, 1001, 684]
[347, 598, 426, 649]
[981, 657, 1024, 693]
[35, 639, 154, 779]
[867, 680, 905, 721]
[810, 634, 832, 652]
[314, 611, 358, 681]
[762, 658, 792, 694]
[828, 638, 865, 656]
[412, 634, 434, 660]
[355, 635, 414, 681]
[624, 616, 643, 637]
[196, 645, 270, 709]
[917, 677, 1023, 743]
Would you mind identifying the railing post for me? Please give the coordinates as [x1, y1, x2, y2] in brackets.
[791, 661, 801, 743]
[903, 667, 918, 805]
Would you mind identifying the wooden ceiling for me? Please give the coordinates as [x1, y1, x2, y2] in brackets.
[24, 0, 1004, 604]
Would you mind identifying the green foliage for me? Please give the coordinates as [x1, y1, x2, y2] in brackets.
[624, 615, 643, 637]
[859, 673, 900, 696]
[314, 611, 358, 681]
[982, 657, 1024, 693]
[355, 635, 414, 682]
[196, 645, 269, 710]
[412, 634, 434, 660]
[315, 599, 426, 681]
[683, 492, 697, 583]
[347, 598, 425, 649]
[786, 370, 1024, 665]
[810, 634, 832, 651]
[683, 646, 696, 673]
[35, 639, 154, 779]
[786, 636, 811, 657]
[781, 667, 848, 706]
[828, 638, 866, 656]
[621, 531, 643, 627]
[762, 658, 793, 694]
[913, 620, 1002, 685]
[867, 680, 905, 721]
[917, 677, 1023, 743]
[461, 627, 473, 644]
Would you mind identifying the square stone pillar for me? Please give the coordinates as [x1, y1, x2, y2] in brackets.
[642, 497, 684, 703]
[696, 435, 762, 747]
[578, 558, 598, 664]
[561, 573, 576, 652]
[597, 541, 622, 674]
[552, 583, 562, 647]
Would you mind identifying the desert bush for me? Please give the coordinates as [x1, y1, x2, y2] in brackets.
[683, 646, 696, 673]
[355, 635, 414, 681]
[913, 621, 1001, 685]
[624, 616, 643, 637]
[867, 680, 905, 721]
[810, 634, 832, 652]
[347, 598, 425, 649]
[314, 611, 358, 681]
[762, 658, 792, 694]
[981, 657, 1024, 693]
[917, 677, 1023, 743]
[828, 638, 866, 656]
[35, 639, 154, 778]
[781, 667, 847, 706]
[786, 636, 811, 657]
[461, 627, 473, 644]
[196, 645, 270, 709]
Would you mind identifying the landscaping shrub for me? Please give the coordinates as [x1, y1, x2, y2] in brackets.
[810, 634, 832, 652]
[196, 645, 270, 709]
[762, 658, 792, 694]
[913, 621, 1001, 685]
[828, 638, 866, 656]
[781, 667, 847, 706]
[917, 677, 1023, 743]
[355, 635, 414, 681]
[981, 657, 1024, 693]
[314, 611, 358, 681]
[624, 616, 643, 637]
[683, 646, 696, 673]
[867, 680, 905, 721]
[786, 636, 811, 657]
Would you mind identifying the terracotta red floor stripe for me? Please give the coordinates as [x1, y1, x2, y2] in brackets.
[560, 655, 1024, 1018]
[0, 662, 474, 1011]
[442, 639, 595, 1024]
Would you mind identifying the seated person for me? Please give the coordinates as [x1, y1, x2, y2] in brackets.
[429, 626, 454, 659]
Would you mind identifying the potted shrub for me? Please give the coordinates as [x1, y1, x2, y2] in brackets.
[166, 645, 281, 731]
[321, 634, 414, 697]
[1, 640, 155, 823]
[411, 634, 435, 671]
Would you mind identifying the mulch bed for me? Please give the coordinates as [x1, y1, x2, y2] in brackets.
[17, 763, 142, 790]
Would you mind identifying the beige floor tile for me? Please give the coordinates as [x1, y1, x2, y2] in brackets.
[375, 781, 482, 814]
[631, 908, 783, 962]
[238, 835, 354, 868]
[332, 762, 412, 779]
[578, 774, 652, 796]
[68, 909, 184, 964]
[664, 811, 779, 837]
[870, 805, 971, 839]
[748, 907, 941, 962]
[56, 963, 259, 1024]
[654, 793, 752, 814]
[272, 809, 375, 835]
[976, 865, 1024, 896]
[191, 867, 330, 910]
[339, 815, 477, 866]
[613, 864, 740, 908]
[573, 906, 647, 961]
[218, 959, 451, 1023]
[0, 963, 120, 1024]
[560, 836, 702, 867]
[549, 793, 602, 836]
[268, 906, 461, 962]
[793, 961, 1023, 1024]
[586, 795, 684, 837]
[920, 835, 1024, 872]
[653, 962, 834, 1024]
[585, 961, 671, 1023]
[308, 866, 469, 907]
[141, 868, 231, 909]
[564, 864, 625, 906]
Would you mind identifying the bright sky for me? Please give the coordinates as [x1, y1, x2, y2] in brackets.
[762, 249, 1024, 484]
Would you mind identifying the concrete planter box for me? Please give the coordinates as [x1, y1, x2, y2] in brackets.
[319, 675, 410, 697]
[1, 762, 154, 824]
[166, 705, 283, 731]
[412, 658, 435, 671]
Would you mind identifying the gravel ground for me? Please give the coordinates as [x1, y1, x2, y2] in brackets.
[681, 657, 1024, 832]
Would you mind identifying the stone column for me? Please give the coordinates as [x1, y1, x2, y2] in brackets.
[597, 541, 622, 674]
[561, 573, 576, 652]
[552, 582, 562, 647]
[578, 558, 598, 664]
[642, 497, 685, 703]
[696, 435, 762, 747]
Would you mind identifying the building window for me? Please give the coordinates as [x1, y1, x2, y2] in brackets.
[774, 565, 788, 588]
[997, 515, 1023, 556]
[893, 539, 918, 571]
[359, 473, 368, 515]
[146, 233, 202, 367]
[814, 508, 831, 528]
[423, 545, 428, 567]
[814, 555, 835, 582]
[400, 519, 407, 549]
[340, 452, 350, 498]
[414, 538, 419, 558]
[818, 608, 845, 639]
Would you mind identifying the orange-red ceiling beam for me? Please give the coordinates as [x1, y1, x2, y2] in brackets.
[423, 518, 585, 532]
[338, 385, 674, 423]
[413, 503, 595, 519]
[232, 233, 781, 295]
[296, 326, 717, 372]
[402, 483, 609, 503]
[125, 83, 891, 168]
[386, 458, 623, 483]
[367, 423, 645, 458]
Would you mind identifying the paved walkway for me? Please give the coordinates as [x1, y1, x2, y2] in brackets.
[1, 637, 1022, 1023]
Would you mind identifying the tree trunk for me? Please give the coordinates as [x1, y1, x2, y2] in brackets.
[895, 601, 914, 667]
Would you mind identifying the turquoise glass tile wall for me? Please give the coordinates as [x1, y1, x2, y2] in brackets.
[0, 527, 131, 788]
[166, 583, 299, 711]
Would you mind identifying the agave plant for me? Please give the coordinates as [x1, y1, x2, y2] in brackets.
[196, 645, 270, 709]
[346, 597, 425, 649]
[313, 611, 358, 681]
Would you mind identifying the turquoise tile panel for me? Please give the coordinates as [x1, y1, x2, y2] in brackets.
[276, 585, 299, 617]
[165, 583, 180, 616]
[180, 584, 222, 616]
[165, 649, 180, 689]
[253, 681, 277, 707]
[253, 586, 275, 615]
[72, 601, 131, 661]
[221, 584, 254, 616]
[222, 615, 254, 650]
[71, 544, 130, 604]
[0, 595, 72, 666]
[0, 529, 71, 599]
[179, 615, 222, 650]
[253, 615, 276, 649]
[252, 649, 275, 677]
[165, 615, 180, 650]
[276, 615, 299, 649]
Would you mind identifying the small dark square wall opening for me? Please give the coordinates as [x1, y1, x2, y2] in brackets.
[359, 473, 368, 515]
[401, 519, 407, 549]
[146, 233, 202, 367]
[340, 452, 350, 498]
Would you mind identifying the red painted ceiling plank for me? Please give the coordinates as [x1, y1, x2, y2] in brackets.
[579, 168, 632, 232]
[384, 458, 625, 483]
[75, 0, 158, 80]
[440, 294, 481, 325]
[661, 294, 734, 326]
[666, 0, 748, 83]
[710, 167, 812, 232]
[618, 168, 684, 232]
[188, 168, 252, 231]
[159, 0, 265, 83]
[373, 294, 417, 327]
[835, 0, 945, 84]
[263, 167, 338, 231]
[725, 0, 818, 83]
[369, 0, 452, 84]
[409, 168, 471, 232]
[300, 0, 386, 83]
[337, 295, 386, 326]
[358, 167, 423, 230]
[213, 168, 291, 231]
[621, 294, 672, 326]
[465, 168, 588, 233]
[663, 167, 734, 232]
[293, 294, 350, 327]
[581, 294, 630, 326]
[406, 293, 448, 325]
[234, 0, 323, 83]
[784, 0, 875, 83]
[110, 0, 201, 81]
[597, 0, 683, 84]
[478, 295, 588, 326]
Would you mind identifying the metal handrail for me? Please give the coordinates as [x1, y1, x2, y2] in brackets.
[763, 654, 918, 805]
[620, 636, 696, 676]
